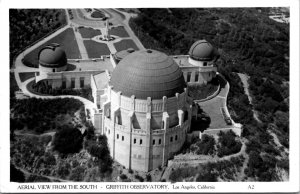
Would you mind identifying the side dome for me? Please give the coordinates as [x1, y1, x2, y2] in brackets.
[189, 40, 218, 61]
[38, 44, 67, 68]
[110, 49, 186, 99]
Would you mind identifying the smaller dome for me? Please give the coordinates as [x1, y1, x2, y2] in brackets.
[38, 44, 67, 68]
[189, 40, 218, 61]
[114, 48, 135, 62]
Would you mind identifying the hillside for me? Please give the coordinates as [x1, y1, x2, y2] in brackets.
[129, 8, 290, 181]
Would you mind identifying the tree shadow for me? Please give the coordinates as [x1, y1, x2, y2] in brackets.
[191, 107, 211, 132]
[67, 63, 77, 71]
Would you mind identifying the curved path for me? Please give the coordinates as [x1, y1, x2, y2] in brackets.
[237, 73, 262, 123]
[197, 74, 242, 130]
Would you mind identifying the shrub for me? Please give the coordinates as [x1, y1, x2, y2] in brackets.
[53, 125, 83, 155]
[69, 166, 86, 182]
[146, 174, 152, 182]
[119, 174, 127, 180]
[217, 130, 242, 157]
[193, 134, 215, 155]
[135, 174, 144, 182]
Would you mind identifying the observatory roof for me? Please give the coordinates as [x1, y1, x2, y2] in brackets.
[110, 49, 186, 99]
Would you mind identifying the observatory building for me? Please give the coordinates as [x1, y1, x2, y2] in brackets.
[34, 40, 220, 172]
[101, 49, 193, 171]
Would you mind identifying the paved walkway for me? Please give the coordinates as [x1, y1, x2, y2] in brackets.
[197, 74, 235, 129]
[73, 27, 89, 59]
[109, 9, 145, 50]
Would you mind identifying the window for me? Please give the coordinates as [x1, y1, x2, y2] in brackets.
[140, 139, 143, 145]
[80, 77, 84, 88]
[134, 138, 136, 144]
[159, 139, 162, 145]
[195, 72, 199, 82]
[153, 139, 155, 145]
[52, 69, 55, 72]
[170, 137, 173, 142]
[122, 136, 124, 141]
[187, 72, 191, 82]
[71, 78, 75, 88]
[203, 62, 207, 66]
[62, 79, 66, 89]
[175, 135, 178, 141]
[108, 130, 110, 134]
[117, 134, 119, 139]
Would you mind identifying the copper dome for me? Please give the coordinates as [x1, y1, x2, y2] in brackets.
[110, 49, 186, 99]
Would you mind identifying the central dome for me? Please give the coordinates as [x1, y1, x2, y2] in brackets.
[110, 49, 186, 99]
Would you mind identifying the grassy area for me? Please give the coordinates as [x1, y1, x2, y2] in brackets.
[19, 72, 35, 82]
[110, 26, 129, 38]
[79, 27, 101, 38]
[23, 28, 81, 68]
[91, 10, 105, 18]
[114, 39, 139, 52]
[83, 40, 110, 57]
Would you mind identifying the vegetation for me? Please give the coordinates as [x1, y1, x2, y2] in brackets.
[29, 80, 94, 102]
[169, 155, 244, 182]
[9, 9, 67, 68]
[91, 10, 105, 18]
[114, 39, 139, 52]
[188, 76, 219, 100]
[79, 27, 101, 38]
[53, 125, 84, 155]
[10, 98, 83, 134]
[10, 73, 19, 98]
[190, 134, 215, 155]
[22, 28, 81, 67]
[110, 26, 130, 38]
[217, 130, 242, 157]
[130, 8, 289, 181]
[83, 40, 111, 57]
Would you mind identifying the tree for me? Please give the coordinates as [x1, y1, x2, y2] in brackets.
[53, 125, 83, 155]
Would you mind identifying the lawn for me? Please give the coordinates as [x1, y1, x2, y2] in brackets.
[19, 72, 36, 82]
[79, 27, 101, 38]
[83, 40, 110, 58]
[23, 28, 81, 68]
[91, 10, 105, 18]
[110, 26, 129, 38]
[113, 39, 139, 52]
